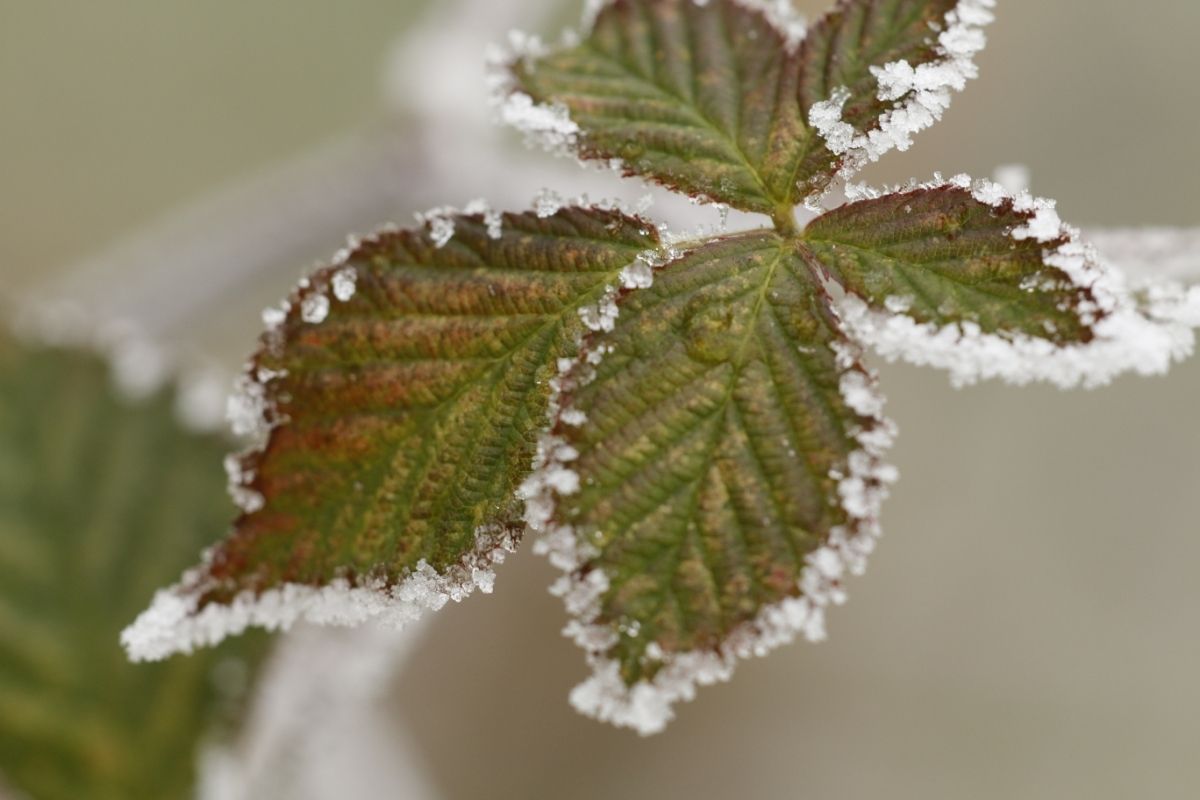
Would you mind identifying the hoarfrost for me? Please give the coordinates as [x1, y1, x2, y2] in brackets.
[464, 198, 504, 240]
[414, 206, 458, 248]
[225, 453, 264, 515]
[331, 267, 358, 302]
[533, 188, 565, 218]
[831, 174, 1198, 389]
[300, 293, 330, 325]
[261, 303, 289, 331]
[808, 0, 995, 197]
[121, 525, 520, 662]
[226, 373, 271, 439]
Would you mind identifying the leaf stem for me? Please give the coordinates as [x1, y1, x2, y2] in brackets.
[771, 204, 799, 237]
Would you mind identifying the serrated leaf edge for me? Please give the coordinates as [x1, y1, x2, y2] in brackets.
[821, 173, 1199, 389]
[124, 210, 675, 662]
[487, 0, 810, 184]
[805, 0, 996, 204]
[519, 237, 899, 735]
[121, 523, 519, 662]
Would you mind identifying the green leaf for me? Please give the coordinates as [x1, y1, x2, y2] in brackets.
[506, 0, 974, 216]
[511, 0, 814, 217]
[0, 336, 263, 799]
[802, 184, 1095, 341]
[127, 207, 660, 658]
[531, 230, 895, 732]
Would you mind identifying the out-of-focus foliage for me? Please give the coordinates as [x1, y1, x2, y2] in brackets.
[0, 334, 263, 799]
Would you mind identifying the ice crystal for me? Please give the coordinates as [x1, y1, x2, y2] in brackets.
[331, 267, 358, 303]
[808, 0, 995, 190]
[121, 525, 519, 662]
[833, 174, 1198, 389]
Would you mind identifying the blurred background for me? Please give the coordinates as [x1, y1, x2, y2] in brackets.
[2, 0, 1198, 797]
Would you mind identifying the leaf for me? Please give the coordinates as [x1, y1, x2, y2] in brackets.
[530, 230, 895, 733]
[510, 0, 814, 217]
[800, 180, 1193, 388]
[125, 207, 661, 659]
[506, 0, 980, 216]
[802, 184, 1095, 341]
[0, 336, 263, 799]
[799, 0, 961, 132]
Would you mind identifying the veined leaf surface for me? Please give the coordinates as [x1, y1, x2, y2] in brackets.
[509, 0, 972, 216]
[128, 207, 660, 658]
[535, 231, 894, 730]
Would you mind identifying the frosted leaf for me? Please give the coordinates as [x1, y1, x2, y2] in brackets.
[807, 0, 996, 191]
[805, 176, 1197, 389]
[507, 0, 827, 213]
[127, 208, 662, 659]
[530, 232, 897, 733]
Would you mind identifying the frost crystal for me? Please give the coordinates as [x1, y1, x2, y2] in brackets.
[261, 304, 289, 331]
[808, 0, 995, 194]
[331, 267, 358, 302]
[464, 198, 504, 240]
[121, 525, 520, 662]
[833, 174, 1198, 389]
[226, 372, 271, 439]
[300, 293, 330, 325]
[533, 188, 565, 219]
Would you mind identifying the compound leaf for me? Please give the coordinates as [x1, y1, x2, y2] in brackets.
[0, 337, 262, 799]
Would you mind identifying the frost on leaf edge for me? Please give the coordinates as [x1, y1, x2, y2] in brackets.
[806, 0, 996, 204]
[121, 524, 520, 662]
[823, 174, 1199, 389]
[487, 0, 810, 183]
[124, 205, 672, 662]
[518, 236, 899, 735]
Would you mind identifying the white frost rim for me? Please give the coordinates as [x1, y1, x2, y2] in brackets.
[121, 524, 518, 662]
[487, 0, 809, 174]
[807, 0, 996, 203]
[833, 173, 1198, 389]
[124, 206, 666, 662]
[519, 237, 899, 735]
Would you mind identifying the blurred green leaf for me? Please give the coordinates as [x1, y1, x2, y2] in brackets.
[0, 334, 263, 799]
